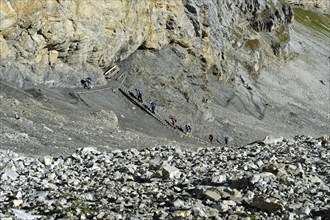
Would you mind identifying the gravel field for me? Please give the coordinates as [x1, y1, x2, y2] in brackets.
[1, 135, 329, 219]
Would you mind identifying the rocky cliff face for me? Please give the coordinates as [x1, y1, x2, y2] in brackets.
[1, 0, 329, 145]
[0, 0, 293, 87]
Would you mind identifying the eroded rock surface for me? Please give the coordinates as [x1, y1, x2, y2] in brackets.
[0, 0, 293, 87]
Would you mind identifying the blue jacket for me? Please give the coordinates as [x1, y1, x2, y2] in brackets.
[150, 101, 156, 108]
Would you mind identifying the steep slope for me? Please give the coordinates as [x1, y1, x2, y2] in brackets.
[118, 8, 329, 144]
[0, 0, 329, 152]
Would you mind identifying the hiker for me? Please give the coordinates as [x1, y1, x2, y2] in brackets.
[185, 124, 192, 136]
[150, 101, 156, 113]
[81, 77, 92, 89]
[209, 134, 214, 143]
[135, 88, 143, 103]
[224, 136, 229, 145]
[171, 117, 177, 126]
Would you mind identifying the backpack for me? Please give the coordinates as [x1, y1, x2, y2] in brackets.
[135, 89, 141, 96]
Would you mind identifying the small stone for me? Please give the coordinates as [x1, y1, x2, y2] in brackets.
[256, 160, 264, 168]
[42, 155, 53, 166]
[231, 189, 242, 200]
[112, 149, 123, 156]
[204, 206, 219, 217]
[13, 199, 23, 207]
[287, 212, 296, 220]
[262, 136, 283, 144]
[162, 165, 181, 179]
[126, 164, 137, 174]
[12, 209, 42, 220]
[244, 190, 255, 200]
[309, 175, 324, 184]
[250, 172, 276, 184]
[300, 206, 311, 215]
[294, 163, 305, 177]
[228, 214, 239, 220]
[97, 212, 105, 219]
[59, 198, 67, 205]
[222, 200, 237, 207]
[215, 201, 230, 213]
[129, 148, 139, 155]
[250, 174, 261, 184]
[204, 190, 221, 202]
[100, 198, 108, 205]
[36, 191, 48, 202]
[43, 125, 54, 133]
[47, 173, 56, 181]
[192, 206, 207, 217]
[15, 191, 22, 199]
[152, 170, 163, 178]
[211, 174, 227, 184]
[172, 210, 191, 217]
[2, 167, 19, 181]
[173, 199, 185, 208]
[251, 196, 282, 212]
[149, 158, 162, 170]
[277, 167, 289, 179]
[173, 186, 182, 192]
[84, 193, 94, 201]
[80, 147, 100, 154]
[217, 189, 231, 199]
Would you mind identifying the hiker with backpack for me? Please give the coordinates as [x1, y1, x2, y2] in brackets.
[135, 88, 143, 103]
[150, 101, 156, 113]
[224, 136, 229, 144]
[81, 77, 92, 89]
[185, 124, 192, 136]
[170, 117, 177, 126]
[209, 134, 214, 143]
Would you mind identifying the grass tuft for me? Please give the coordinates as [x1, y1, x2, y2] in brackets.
[244, 39, 259, 51]
[293, 8, 330, 37]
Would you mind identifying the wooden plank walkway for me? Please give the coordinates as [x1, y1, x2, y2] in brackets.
[103, 65, 120, 80]
[119, 85, 209, 146]
[69, 72, 210, 146]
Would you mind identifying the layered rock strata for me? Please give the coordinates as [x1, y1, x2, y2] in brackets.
[0, 0, 293, 87]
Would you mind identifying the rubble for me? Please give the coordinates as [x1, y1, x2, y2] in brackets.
[0, 135, 329, 219]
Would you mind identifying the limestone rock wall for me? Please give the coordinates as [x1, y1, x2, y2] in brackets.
[0, 0, 293, 87]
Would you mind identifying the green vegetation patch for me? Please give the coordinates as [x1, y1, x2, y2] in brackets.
[244, 39, 259, 51]
[245, 213, 257, 220]
[275, 25, 290, 43]
[293, 8, 330, 36]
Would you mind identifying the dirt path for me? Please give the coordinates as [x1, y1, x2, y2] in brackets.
[0, 79, 216, 157]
